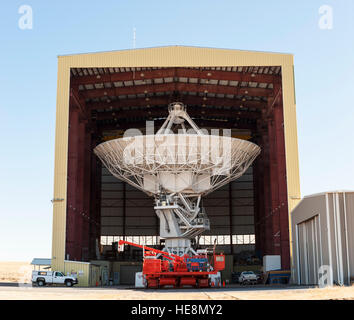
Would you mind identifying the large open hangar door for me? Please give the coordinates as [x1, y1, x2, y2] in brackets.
[65, 65, 290, 270]
[99, 166, 256, 257]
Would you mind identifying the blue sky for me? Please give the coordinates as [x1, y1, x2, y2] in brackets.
[0, 1, 353, 261]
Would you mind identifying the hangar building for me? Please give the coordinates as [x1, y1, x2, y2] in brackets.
[51, 46, 300, 286]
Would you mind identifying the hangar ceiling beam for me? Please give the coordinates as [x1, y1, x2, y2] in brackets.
[81, 83, 272, 99]
[71, 68, 280, 86]
[87, 96, 266, 111]
[97, 119, 256, 131]
[94, 106, 261, 121]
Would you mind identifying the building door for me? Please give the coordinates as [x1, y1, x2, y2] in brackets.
[297, 215, 321, 285]
[120, 265, 142, 285]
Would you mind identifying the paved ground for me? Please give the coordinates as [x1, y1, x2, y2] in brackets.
[0, 283, 353, 300]
[1, 263, 353, 300]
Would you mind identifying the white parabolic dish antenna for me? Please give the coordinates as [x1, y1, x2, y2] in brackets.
[94, 102, 261, 196]
[94, 102, 261, 255]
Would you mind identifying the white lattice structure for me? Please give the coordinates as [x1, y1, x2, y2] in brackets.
[94, 102, 261, 255]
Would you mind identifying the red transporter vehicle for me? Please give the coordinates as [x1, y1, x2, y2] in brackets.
[118, 240, 225, 288]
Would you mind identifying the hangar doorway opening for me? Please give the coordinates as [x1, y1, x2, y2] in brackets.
[65, 65, 290, 283]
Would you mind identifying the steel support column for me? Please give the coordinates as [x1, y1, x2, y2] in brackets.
[66, 106, 79, 260]
[229, 183, 234, 255]
[75, 118, 86, 260]
[81, 123, 91, 261]
[264, 79, 290, 269]
[274, 93, 290, 269]
[267, 110, 281, 256]
[261, 127, 274, 256]
[89, 132, 100, 260]
[252, 143, 263, 257]
[123, 182, 126, 240]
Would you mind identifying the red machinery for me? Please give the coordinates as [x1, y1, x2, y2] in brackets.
[118, 240, 225, 288]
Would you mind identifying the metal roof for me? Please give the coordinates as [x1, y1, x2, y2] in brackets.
[59, 45, 293, 57]
[31, 258, 51, 266]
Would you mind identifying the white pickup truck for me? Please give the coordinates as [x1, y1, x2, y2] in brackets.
[32, 271, 78, 287]
[238, 271, 259, 285]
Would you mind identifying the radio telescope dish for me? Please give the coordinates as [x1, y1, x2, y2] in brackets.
[94, 102, 261, 255]
[94, 102, 260, 197]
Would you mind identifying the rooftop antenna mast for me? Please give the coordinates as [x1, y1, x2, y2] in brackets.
[133, 27, 136, 49]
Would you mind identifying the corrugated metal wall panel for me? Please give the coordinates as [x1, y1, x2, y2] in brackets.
[297, 216, 321, 285]
[292, 192, 354, 285]
[63, 261, 90, 286]
[297, 222, 307, 283]
[233, 225, 254, 234]
[101, 207, 124, 216]
[344, 193, 354, 279]
[101, 226, 123, 236]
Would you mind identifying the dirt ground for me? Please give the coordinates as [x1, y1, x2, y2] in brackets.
[0, 261, 32, 283]
[0, 261, 353, 300]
